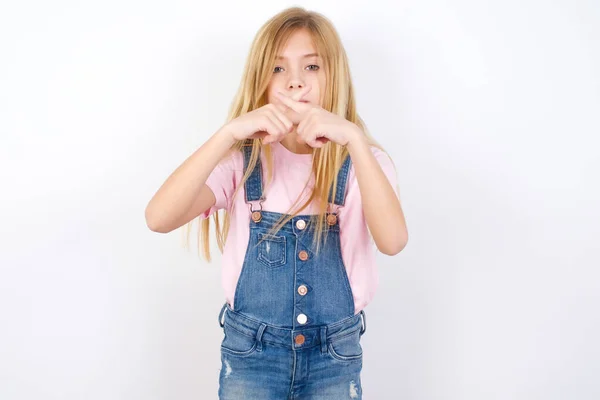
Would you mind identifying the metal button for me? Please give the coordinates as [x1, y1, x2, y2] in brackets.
[297, 313, 308, 325]
[295, 334, 305, 345]
[296, 219, 306, 230]
[298, 250, 308, 261]
[251, 211, 262, 222]
[298, 285, 308, 296]
[297, 285, 308, 296]
[326, 214, 337, 226]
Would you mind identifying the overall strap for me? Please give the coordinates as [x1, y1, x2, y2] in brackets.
[242, 142, 264, 203]
[327, 154, 352, 207]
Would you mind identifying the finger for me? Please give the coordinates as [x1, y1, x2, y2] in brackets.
[269, 106, 294, 133]
[295, 115, 310, 145]
[312, 135, 328, 148]
[296, 112, 313, 136]
[290, 84, 312, 102]
[276, 85, 312, 102]
[248, 131, 269, 141]
[302, 119, 327, 148]
[297, 116, 316, 145]
[307, 129, 326, 148]
[306, 125, 321, 148]
[265, 110, 287, 136]
[275, 91, 309, 114]
[258, 116, 282, 143]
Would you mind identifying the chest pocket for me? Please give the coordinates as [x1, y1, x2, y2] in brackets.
[257, 232, 286, 268]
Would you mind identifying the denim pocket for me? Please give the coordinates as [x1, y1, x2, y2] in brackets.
[257, 232, 286, 268]
[327, 329, 363, 362]
[220, 323, 258, 357]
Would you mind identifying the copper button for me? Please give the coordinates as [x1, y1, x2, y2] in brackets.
[297, 285, 308, 295]
[298, 250, 309, 261]
[295, 334, 305, 346]
[251, 211, 262, 222]
[326, 214, 337, 226]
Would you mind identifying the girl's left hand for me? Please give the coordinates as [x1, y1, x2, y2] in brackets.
[275, 91, 360, 148]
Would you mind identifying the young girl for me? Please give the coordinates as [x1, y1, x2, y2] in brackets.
[146, 7, 407, 399]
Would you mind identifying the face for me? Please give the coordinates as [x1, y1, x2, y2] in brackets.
[267, 28, 326, 123]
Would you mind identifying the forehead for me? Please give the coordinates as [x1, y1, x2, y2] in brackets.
[277, 29, 319, 59]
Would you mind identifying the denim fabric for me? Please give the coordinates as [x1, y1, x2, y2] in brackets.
[218, 146, 367, 399]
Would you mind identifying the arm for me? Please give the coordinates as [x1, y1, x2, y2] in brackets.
[272, 91, 408, 253]
[145, 127, 236, 233]
[346, 129, 408, 255]
[146, 97, 300, 233]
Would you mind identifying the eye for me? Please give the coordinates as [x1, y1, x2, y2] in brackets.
[273, 66, 284, 73]
[307, 64, 320, 71]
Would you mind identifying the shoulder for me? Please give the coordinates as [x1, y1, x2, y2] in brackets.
[369, 145, 394, 164]
[345, 145, 398, 187]
[347, 145, 396, 170]
[215, 148, 245, 171]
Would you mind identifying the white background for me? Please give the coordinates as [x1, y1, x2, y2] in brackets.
[1, 0, 599, 399]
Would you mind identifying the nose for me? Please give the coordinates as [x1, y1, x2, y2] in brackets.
[287, 72, 305, 90]
[288, 80, 304, 89]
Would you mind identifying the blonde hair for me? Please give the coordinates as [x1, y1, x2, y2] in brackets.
[186, 7, 384, 261]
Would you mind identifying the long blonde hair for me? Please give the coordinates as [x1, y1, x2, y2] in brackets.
[187, 7, 382, 261]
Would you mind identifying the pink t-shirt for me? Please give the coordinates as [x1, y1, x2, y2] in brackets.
[201, 141, 398, 314]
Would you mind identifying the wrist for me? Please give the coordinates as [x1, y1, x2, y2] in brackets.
[345, 125, 367, 151]
[215, 124, 238, 147]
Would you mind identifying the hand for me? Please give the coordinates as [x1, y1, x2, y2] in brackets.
[275, 91, 360, 148]
[224, 86, 313, 145]
[225, 103, 292, 144]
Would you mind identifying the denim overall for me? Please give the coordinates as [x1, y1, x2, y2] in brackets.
[217, 145, 367, 399]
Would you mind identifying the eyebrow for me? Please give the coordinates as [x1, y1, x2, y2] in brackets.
[276, 53, 320, 60]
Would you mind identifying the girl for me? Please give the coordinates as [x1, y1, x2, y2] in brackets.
[145, 7, 408, 399]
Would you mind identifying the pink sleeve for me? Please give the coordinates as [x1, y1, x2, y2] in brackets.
[339, 146, 399, 250]
[345, 146, 399, 205]
[199, 151, 240, 219]
[372, 147, 399, 197]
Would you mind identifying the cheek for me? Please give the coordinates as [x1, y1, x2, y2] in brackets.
[268, 79, 287, 102]
[315, 74, 326, 103]
[266, 86, 278, 105]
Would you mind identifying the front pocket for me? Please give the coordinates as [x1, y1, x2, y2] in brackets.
[220, 323, 258, 357]
[328, 329, 363, 362]
[257, 233, 286, 268]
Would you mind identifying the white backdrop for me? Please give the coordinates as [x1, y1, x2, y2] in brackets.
[1, 0, 599, 399]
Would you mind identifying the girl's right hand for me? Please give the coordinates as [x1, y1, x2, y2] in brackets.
[225, 85, 312, 144]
